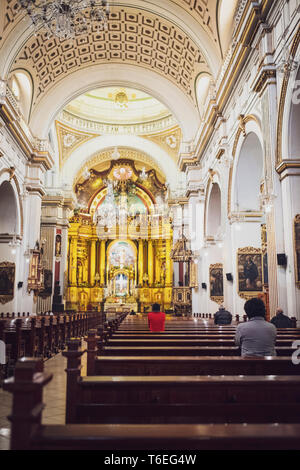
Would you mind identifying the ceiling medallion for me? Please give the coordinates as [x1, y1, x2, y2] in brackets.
[108, 89, 136, 110]
[113, 166, 133, 181]
[18, 0, 110, 40]
[114, 90, 129, 110]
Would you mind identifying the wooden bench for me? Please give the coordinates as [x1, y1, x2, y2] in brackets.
[84, 329, 300, 375]
[105, 338, 296, 347]
[100, 345, 295, 356]
[29, 423, 300, 451]
[4, 356, 300, 450]
[0, 311, 104, 381]
[91, 355, 300, 376]
[56, 340, 300, 426]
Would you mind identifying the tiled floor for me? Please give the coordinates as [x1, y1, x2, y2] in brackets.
[0, 340, 87, 450]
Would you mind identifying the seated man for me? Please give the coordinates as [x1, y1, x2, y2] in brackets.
[271, 308, 292, 328]
[214, 304, 232, 325]
[148, 303, 166, 332]
[235, 297, 277, 357]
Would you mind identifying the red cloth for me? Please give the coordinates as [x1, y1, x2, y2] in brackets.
[148, 312, 166, 332]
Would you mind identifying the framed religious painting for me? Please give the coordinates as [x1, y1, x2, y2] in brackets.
[294, 215, 300, 288]
[237, 247, 263, 299]
[209, 263, 224, 304]
[0, 262, 15, 304]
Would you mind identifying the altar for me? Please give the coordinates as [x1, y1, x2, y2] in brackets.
[104, 301, 138, 314]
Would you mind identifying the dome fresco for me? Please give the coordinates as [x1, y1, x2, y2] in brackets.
[64, 86, 172, 125]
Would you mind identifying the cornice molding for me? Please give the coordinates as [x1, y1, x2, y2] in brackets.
[0, 81, 54, 171]
[180, 0, 274, 172]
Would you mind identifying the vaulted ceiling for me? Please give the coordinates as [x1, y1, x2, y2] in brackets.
[0, 0, 239, 162]
[1, 1, 238, 107]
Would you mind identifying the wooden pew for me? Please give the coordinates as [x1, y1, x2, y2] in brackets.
[0, 311, 99, 380]
[105, 338, 296, 347]
[4, 357, 300, 450]
[91, 355, 300, 376]
[58, 340, 300, 426]
[85, 330, 300, 375]
[100, 345, 295, 356]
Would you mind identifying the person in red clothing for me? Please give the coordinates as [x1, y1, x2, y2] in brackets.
[148, 303, 166, 332]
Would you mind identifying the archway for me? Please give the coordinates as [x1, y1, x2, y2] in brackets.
[288, 67, 300, 158]
[233, 132, 264, 212]
[206, 182, 222, 238]
[0, 181, 18, 235]
[0, 180, 19, 307]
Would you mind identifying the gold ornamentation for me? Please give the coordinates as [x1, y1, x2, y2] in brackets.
[55, 120, 99, 168]
[238, 114, 246, 137]
[8, 166, 15, 181]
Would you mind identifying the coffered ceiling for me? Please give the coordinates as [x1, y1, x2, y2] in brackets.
[0, 1, 239, 142]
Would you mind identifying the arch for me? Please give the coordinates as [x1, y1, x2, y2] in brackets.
[0, 181, 18, 235]
[288, 66, 300, 158]
[28, 64, 200, 142]
[276, 26, 300, 164]
[206, 182, 222, 237]
[0, 169, 23, 237]
[228, 115, 264, 215]
[74, 147, 166, 188]
[195, 72, 212, 118]
[61, 135, 181, 191]
[8, 68, 34, 122]
[233, 132, 264, 212]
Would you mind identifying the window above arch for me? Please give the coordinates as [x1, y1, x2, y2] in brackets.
[195, 73, 212, 118]
[8, 70, 33, 123]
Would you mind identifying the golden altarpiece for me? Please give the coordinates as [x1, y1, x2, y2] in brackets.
[66, 160, 173, 312]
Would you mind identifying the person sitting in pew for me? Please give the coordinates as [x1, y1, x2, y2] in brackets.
[148, 303, 166, 332]
[235, 297, 276, 357]
[271, 308, 292, 328]
[214, 304, 232, 325]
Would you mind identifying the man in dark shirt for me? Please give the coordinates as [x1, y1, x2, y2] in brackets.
[235, 298, 277, 357]
[271, 308, 292, 328]
[214, 304, 232, 325]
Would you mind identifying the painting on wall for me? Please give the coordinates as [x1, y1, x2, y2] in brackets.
[237, 247, 263, 299]
[209, 263, 224, 304]
[0, 262, 15, 304]
[294, 215, 300, 288]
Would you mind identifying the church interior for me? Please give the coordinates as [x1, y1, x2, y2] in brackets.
[0, 0, 300, 452]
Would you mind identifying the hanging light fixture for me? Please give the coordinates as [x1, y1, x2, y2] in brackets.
[111, 147, 121, 160]
[8, 234, 21, 255]
[82, 166, 91, 180]
[18, 1, 110, 41]
[139, 167, 147, 181]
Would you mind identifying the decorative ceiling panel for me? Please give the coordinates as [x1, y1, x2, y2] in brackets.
[55, 120, 100, 168]
[12, 6, 208, 106]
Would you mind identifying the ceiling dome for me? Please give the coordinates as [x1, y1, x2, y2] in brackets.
[64, 86, 172, 125]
